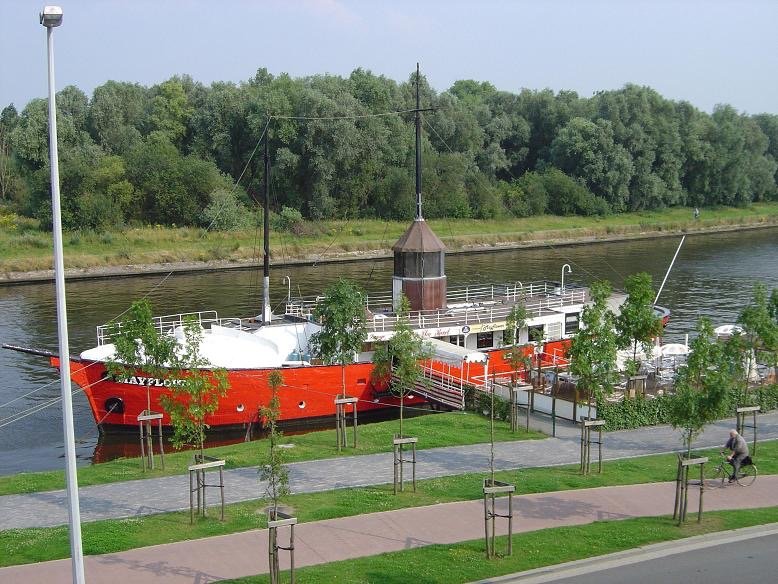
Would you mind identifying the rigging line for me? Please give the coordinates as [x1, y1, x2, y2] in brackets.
[312, 219, 351, 267]
[541, 240, 601, 281]
[0, 355, 108, 409]
[273, 109, 417, 122]
[0, 375, 62, 408]
[111, 120, 272, 324]
[421, 118, 467, 241]
[73, 401, 118, 443]
[597, 255, 627, 283]
[367, 220, 390, 284]
[202, 119, 271, 234]
[0, 383, 89, 430]
[0, 374, 110, 428]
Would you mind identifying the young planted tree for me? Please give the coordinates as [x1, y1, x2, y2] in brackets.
[737, 283, 778, 403]
[502, 304, 531, 431]
[106, 299, 177, 414]
[372, 295, 432, 436]
[568, 280, 618, 418]
[159, 316, 229, 462]
[667, 318, 733, 457]
[260, 370, 294, 584]
[310, 279, 368, 399]
[260, 370, 290, 520]
[616, 272, 663, 379]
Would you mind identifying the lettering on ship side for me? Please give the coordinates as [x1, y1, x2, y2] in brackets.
[117, 376, 185, 387]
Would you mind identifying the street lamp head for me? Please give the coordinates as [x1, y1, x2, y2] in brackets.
[40, 5, 63, 28]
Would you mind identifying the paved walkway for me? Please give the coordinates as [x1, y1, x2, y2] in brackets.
[1, 412, 777, 530]
[3, 476, 777, 583]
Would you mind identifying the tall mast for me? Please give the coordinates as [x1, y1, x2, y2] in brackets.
[415, 63, 423, 221]
[262, 128, 271, 324]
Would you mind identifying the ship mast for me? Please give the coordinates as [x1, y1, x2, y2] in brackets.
[415, 62, 423, 221]
[391, 65, 447, 313]
[262, 129, 272, 324]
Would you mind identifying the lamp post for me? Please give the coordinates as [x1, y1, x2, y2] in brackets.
[561, 263, 572, 292]
[40, 6, 85, 583]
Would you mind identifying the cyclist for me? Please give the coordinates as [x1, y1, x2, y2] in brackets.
[722, 429, 749, 482]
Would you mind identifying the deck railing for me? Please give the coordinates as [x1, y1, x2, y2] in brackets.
[97, 310, 231, 345]
[285, 281, 588, 335]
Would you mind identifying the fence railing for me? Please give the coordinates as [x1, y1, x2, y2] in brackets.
[97, 310, 226, 345]
[286, 281, 588, 335]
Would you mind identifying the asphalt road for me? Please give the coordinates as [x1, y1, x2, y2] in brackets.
[480, 524, 778, 584]
[554, 533, 778, 584]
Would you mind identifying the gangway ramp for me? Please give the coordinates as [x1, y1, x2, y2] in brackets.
[402, 338, 488, 410]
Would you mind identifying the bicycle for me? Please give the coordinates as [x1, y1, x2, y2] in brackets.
[706, 453, 758, 486]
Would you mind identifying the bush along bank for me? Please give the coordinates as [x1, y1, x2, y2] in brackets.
[463, 383, 778, 432]
[597, 383, 778, 432]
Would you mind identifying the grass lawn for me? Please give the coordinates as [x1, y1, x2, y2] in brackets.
[2, 203, 778, 273]
[0, 411, 544, 496]
[225, 508, 778, 584]
[2, 441, 776, 568]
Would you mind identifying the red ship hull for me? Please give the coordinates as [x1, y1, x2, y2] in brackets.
[56, 357, 427, 430]
[54, 339, 570, 431]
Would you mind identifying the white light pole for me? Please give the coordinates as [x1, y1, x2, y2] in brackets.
[40, 6, 85, 583]
[561, 264, 572, 292]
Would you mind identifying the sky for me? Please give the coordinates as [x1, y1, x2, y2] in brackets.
[1, 0, 778, 115]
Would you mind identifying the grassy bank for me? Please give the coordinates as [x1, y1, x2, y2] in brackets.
[2, 203, 778, 275]
[0, 411, 543, 496]
[3, 441, 776, 567]
[227, 509, 778, 584]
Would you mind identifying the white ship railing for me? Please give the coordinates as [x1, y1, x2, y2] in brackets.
[95, 310, 252, 345]
[286, 281, 588, 334]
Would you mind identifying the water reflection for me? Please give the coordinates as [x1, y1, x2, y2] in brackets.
[1, 227, 777, 473]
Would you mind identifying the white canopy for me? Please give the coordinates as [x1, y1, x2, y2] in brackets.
[714, 324, 743, 337]
[660, 343, 690, 356]
[425, 337, 488, 365]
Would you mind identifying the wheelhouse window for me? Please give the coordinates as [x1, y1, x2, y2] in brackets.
[527, 325, 544, 343]
[565, 313, 580, 335]
[476, 332, 494, 349]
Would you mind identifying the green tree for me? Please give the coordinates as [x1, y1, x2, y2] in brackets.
[502, 303, 532, 430]
[616, 273, 663, 377]
[88, 80, 146, 155]
[550, 117, 634, 211]
[159, 316, 230, 460]
[106, 299, 177, 413]
[568, 280, 618, 417]
[148, 78, 193, 147]
[737, 283, 778, 401]
[310, 279, 368, 399]
[667, 318, 733, 456]
[372, 295, 432, 436]
[0, 105, 21, 202]
[259, 370, 289, 519]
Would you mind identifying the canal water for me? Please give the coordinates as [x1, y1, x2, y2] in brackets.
[1, 227, 777, 474]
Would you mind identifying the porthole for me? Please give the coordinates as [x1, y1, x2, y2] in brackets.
[236, 404, 245, 413]
[298, 401, 306, 409]
[104, 397, 124, 415]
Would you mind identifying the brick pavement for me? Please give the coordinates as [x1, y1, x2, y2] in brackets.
[0, 412, 776, 530]
[2, 476, 777, 584]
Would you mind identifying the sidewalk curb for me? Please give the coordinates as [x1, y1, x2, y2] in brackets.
[474, 522, 778, 583]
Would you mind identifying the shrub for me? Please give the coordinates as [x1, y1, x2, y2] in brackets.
[271, 206, 306, 233]
[201, 188, 251, 231]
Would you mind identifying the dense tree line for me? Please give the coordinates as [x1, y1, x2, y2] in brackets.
[1, 68, 777, 231]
